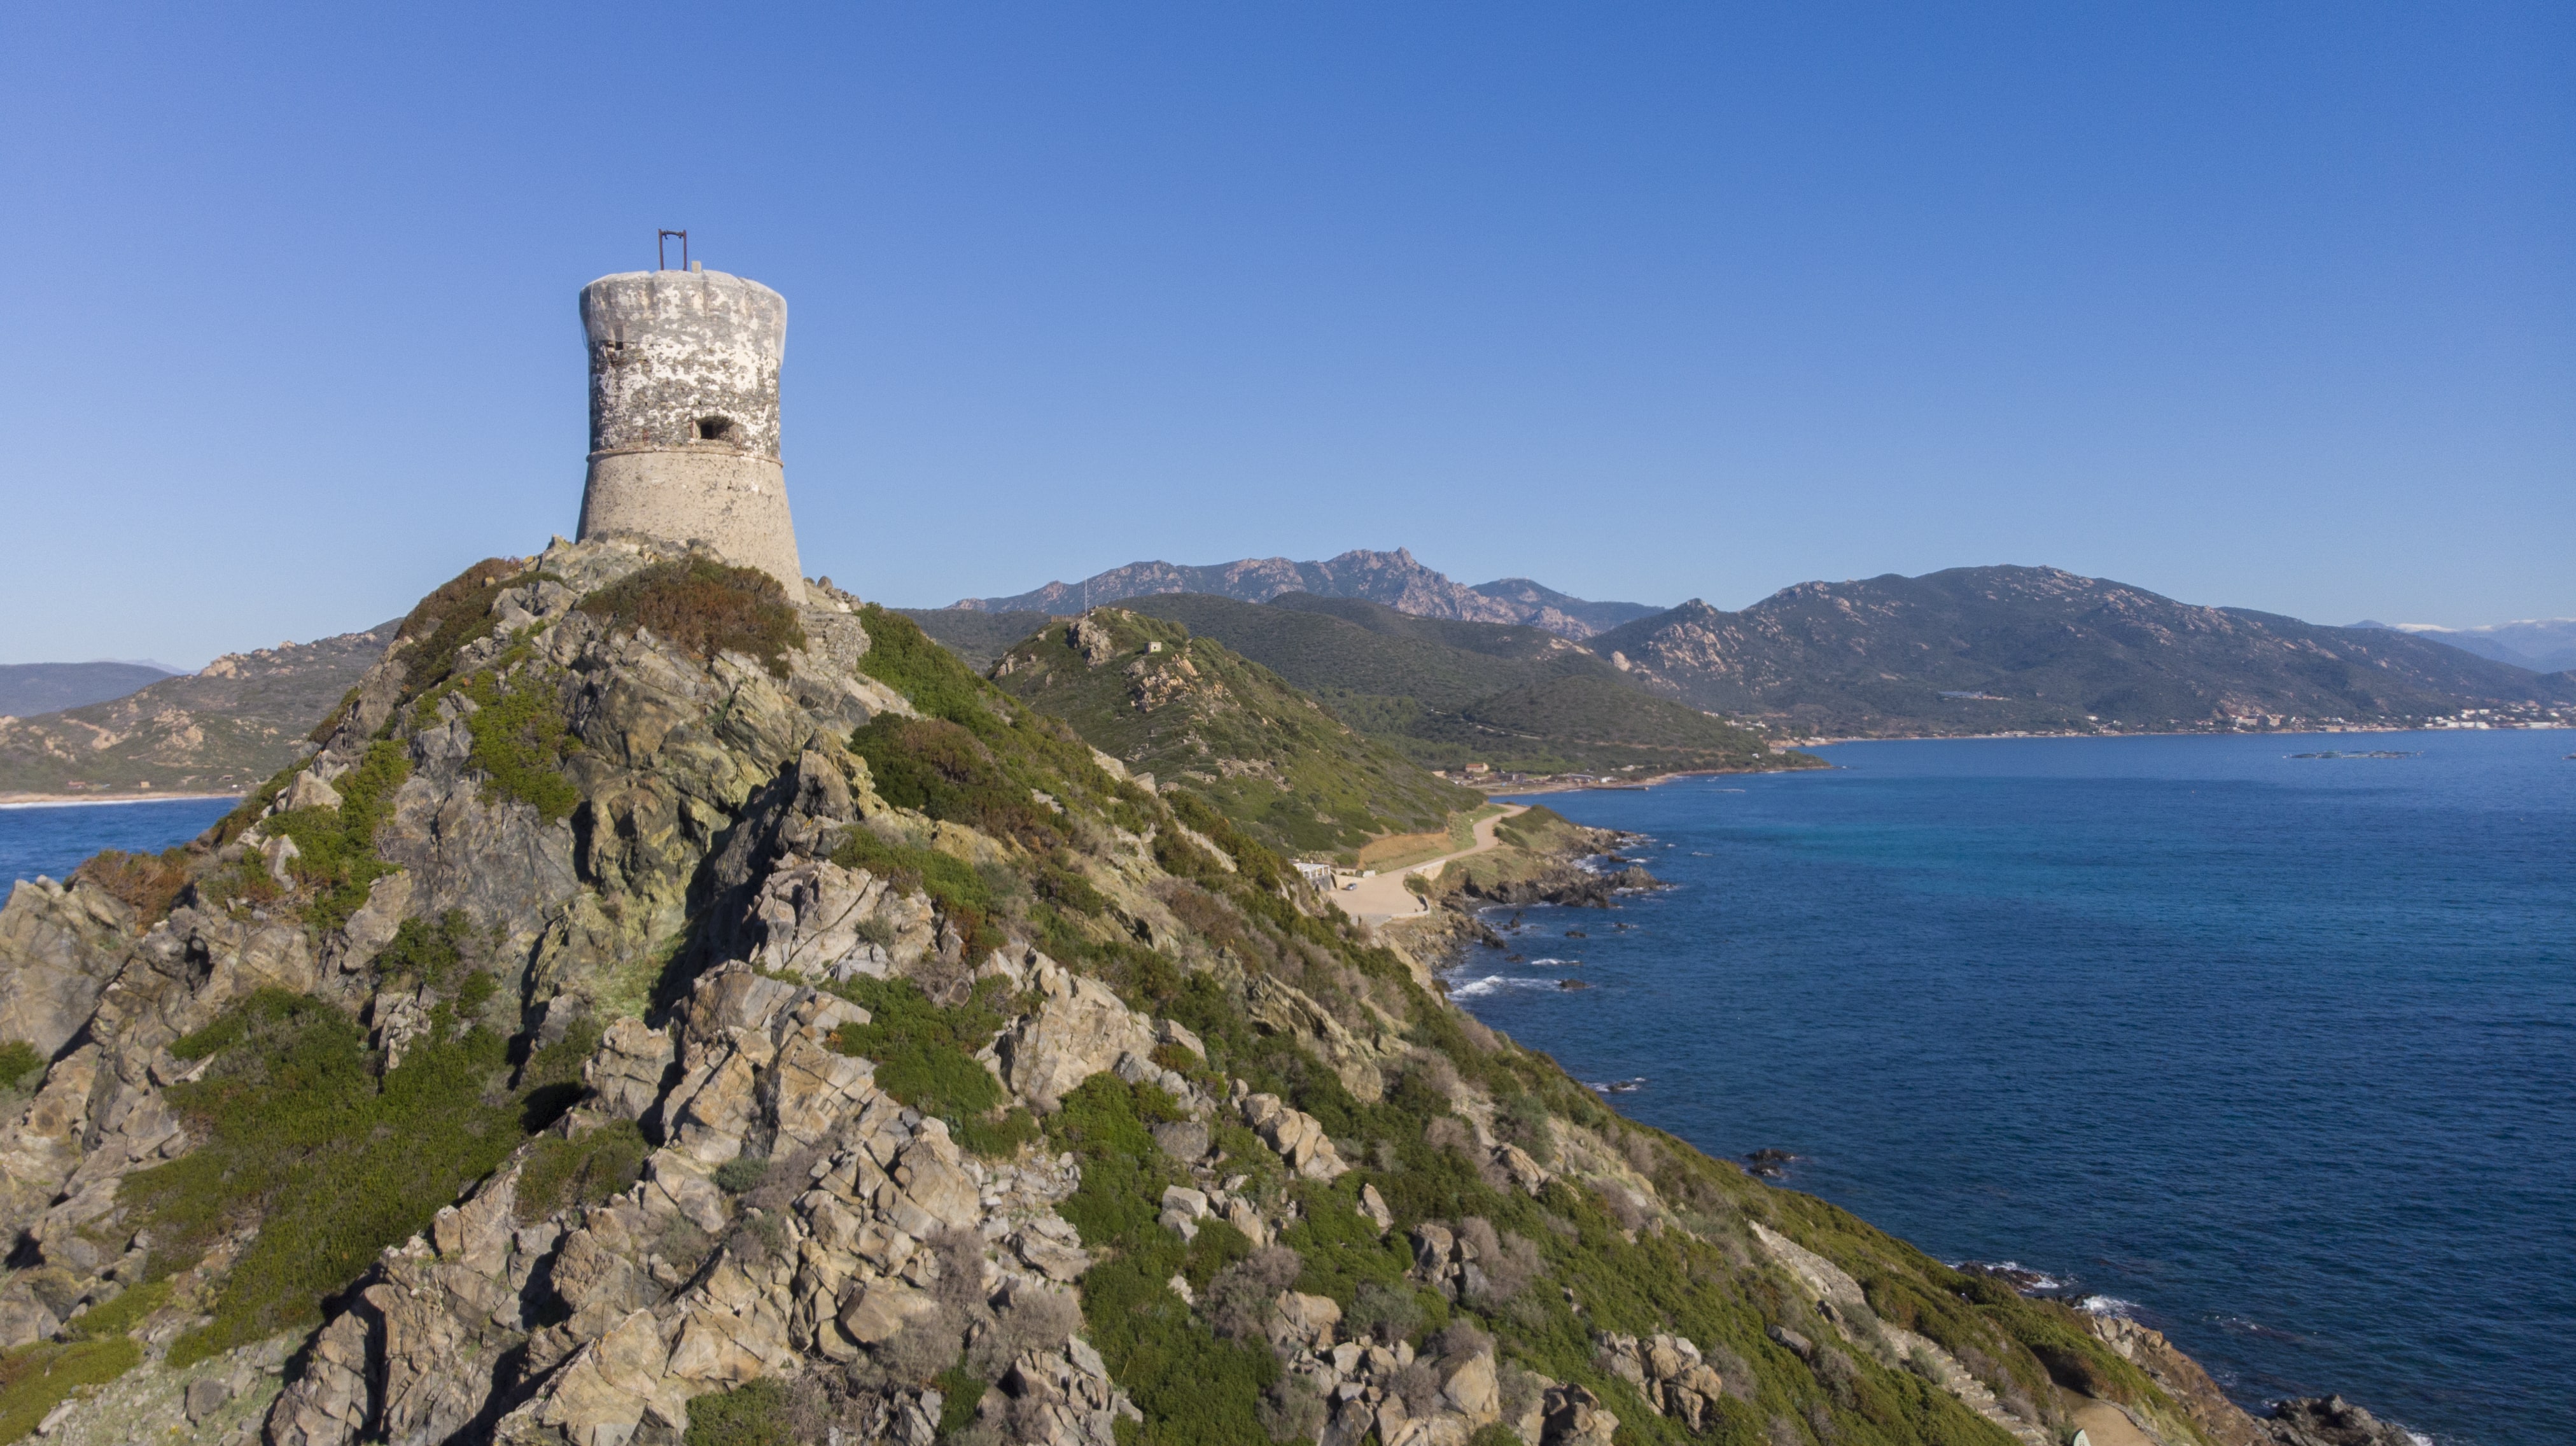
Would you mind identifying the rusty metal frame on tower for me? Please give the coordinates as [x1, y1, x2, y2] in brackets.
[657, 230, 689, 272]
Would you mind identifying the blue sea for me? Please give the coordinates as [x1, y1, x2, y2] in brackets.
[1460, 731, 2574, 1445]
[1, 797, 236, 893]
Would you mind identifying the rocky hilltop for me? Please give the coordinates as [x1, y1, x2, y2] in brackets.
[0, 629, 389, 801]
[987, 608, 1478, 857]
[1588, 565, 2575, 737]
[0, 538, 2389, 1446]
[949, 551, 1658, 643]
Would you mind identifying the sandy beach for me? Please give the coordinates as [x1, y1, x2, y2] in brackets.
[0, 792, 242, 810]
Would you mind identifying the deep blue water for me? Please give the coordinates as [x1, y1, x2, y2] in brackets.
[1462, 731, 2574, 1445]
[1, 798, 235, 892]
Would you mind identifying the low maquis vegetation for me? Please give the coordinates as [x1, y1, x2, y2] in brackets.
[986, 607, 1478, 857]
[578, 558, 807, 677]
[0, 538, 2246, 1446]
[115, 986, 593, 1367]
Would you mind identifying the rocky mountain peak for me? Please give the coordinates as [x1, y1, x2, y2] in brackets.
[949, 550, 1657, 641]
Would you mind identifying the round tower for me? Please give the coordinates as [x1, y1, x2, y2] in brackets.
[576, 266, 805, 600]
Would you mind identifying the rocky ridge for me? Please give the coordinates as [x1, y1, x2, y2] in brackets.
[0, 626, 390, 800]
[0, 536, 2409, 1446]
[951, 551, 1656, 643]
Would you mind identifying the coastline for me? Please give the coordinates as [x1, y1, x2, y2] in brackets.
[1770, 719, 2568, 748]
[1474, 722, 2572, 795]
[1428, 752, 2495, 1445]
[0, 791, 243, 810]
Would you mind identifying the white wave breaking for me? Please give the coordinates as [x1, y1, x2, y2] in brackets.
[1445, 974, 1564, 1000]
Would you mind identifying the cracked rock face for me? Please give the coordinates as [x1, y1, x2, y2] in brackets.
[0, 535, 1381, 1446]
[262, 955, 1144, 1446]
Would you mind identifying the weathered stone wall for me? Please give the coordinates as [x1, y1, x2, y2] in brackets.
[577, 269, 804, 600]
[577, 451, 803, 601]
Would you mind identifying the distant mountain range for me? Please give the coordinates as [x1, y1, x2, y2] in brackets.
[2349, 617, 2576, 674]
[1091, 593, 1788, 776]
[912, 589, 1797, 778]
[949, 547, 1660, 640]
[8, 552, 2561, 804]
[0, 661, 177, 718]
[923, 559, 2575, 743]
[1589, 566, 2574, 735]
[0, 627, 390, 798]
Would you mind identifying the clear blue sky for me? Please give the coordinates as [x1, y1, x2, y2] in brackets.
[4, 3, 2568, 667]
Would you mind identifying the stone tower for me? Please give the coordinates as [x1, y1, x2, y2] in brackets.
[577, 266, 805, 601]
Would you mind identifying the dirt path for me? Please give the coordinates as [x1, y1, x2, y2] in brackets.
[2069, 1401, 2155, 1446]
[1330, 805, 1527, 930]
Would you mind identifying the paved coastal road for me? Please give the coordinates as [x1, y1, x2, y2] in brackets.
[1330, 804, 1528, 930]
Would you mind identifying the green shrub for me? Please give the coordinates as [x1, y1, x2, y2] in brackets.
[713, 1156, 771, 1194]
[1044, 1078, 1279, 1445]
[850, 715, 1065, 853]
[456, 970, 499, 1014]
[0, 1337, 142, 1442]
[264, 737, 410, 930]
[823, 977, 1030, 1155]
[122, 988, 565, 1367]
[1046, 1074, 1166, 1246]
[207, 768, 297, 852]
[459, 671, 582, 823]
[856, 604, 990, 725]
[1037, 861, 1107, 916]
[827, 825, 1005, 962]
[62, 1279, 170, 1343]
[517, 1120, 650, 1223]
[397, 557, 525, 698]
[308, 684, 366, 745]
[957, 1106, 1041, 1158]
[1496, 1092, 1555, 1162]
[1281, 1177, 1419, 1314]
[681, 1378, 797, 1446]
[579, 559, 805, 678]
[935, 1363, 987, 1434]
[375, 910, 472, 991]
[0, 1041, 42, 1090]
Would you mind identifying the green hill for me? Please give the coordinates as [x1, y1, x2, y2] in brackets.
[1101, 593, 1800, 776]
[914, 594, 1807, 777]
[989, 606, 1479, 857]
[897, 607, 1061, 670]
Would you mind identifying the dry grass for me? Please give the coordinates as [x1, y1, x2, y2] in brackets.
[69, 848, 192, 922]
[578, 559, 805, 677]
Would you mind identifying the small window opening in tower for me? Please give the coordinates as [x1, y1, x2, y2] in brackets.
[693, 417, 735, 443]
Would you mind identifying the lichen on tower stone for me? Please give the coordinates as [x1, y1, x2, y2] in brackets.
[576, 265, 807, 600]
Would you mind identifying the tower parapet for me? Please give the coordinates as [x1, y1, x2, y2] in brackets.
[576, 267, 805, 600]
